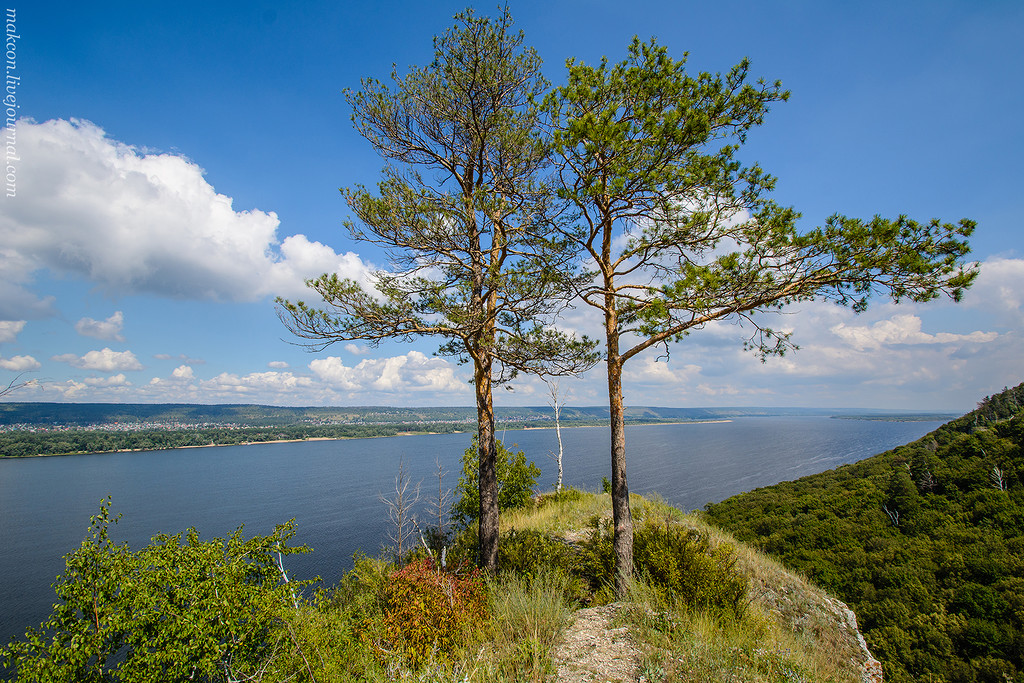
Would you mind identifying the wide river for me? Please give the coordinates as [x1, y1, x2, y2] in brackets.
[0, 416, 944, 648]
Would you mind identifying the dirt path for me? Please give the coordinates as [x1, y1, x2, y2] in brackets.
[551, 603, 640, 683]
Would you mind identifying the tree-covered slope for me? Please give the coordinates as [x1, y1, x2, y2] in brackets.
[704, 383, 1024, 683]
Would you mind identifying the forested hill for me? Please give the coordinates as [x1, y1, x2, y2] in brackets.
[704, 383, 1024, 683]
[0, 402, 932, 428]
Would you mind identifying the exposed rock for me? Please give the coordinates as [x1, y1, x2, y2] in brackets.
[746, 564, 883, 683]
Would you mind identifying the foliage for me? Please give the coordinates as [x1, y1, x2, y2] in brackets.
[633, 522, 747, 615]
[572, 517, 748, 613]
[705, 383, 1024, 683]
[2, 499, 310, 682]
[493, 529, 591, 605]
[542, 34, 976, 594]
[4, 486, 866, 682]
[451, 437, 541, 526]
[546, 486, 585, 505]
[371, 559, 488, 668]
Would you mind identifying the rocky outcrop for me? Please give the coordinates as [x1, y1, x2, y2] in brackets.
[745, 559, 883, 683]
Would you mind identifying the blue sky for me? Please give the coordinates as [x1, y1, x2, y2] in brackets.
[1, 0, 1022, 412]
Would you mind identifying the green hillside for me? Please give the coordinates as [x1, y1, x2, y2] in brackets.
[0, 401, 940, 429]
[705, 384, 1024, 683]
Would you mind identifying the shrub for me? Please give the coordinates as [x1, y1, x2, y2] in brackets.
[544, 487, 586, 505]
[3, 499, 310, 682]
[633, 522, 747, 615]
[451, 437, 540, 525]
[498, 529, 590, 604]
[571, 516, 748, 613]
[373, 558, 488, 667]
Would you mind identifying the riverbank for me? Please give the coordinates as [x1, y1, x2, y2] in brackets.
[0, 419, 736, 458]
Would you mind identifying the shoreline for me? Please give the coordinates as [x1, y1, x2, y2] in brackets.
[0, 420, 732, 459]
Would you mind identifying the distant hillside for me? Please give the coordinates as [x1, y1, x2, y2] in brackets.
[0, 401, 949, 428]
[705, 383, 1024, 683]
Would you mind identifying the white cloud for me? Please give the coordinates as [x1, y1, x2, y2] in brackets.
[171, 365, 195, 380]
[75, 311, 125, 341]
[962, 257, 1024, 322]
[310, 351, 467, 395]
[309, 356, 360, 390]
[0, 320, 26, 343]
[57, 381, 89, 399]
[0, 355, 41, 371]
[830, 314, 998, 351]
[83, 374, 130, 387]
[199, 371, 316, 396]
[267, 361, 290, 369]
[345, 343, 371, 356]
[52, 347, 144, 372]
[623, 356, 702, 386]
[0, 119, 373, 313]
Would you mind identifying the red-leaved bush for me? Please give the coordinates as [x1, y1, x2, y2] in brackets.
[375, 559, 489, 666]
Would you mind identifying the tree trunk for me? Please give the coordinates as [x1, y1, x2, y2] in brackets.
[475, 355, 499, 572]
[555, 414, 564, 493]
[550, 381, 564, 493]
[606, 327, 633, 595]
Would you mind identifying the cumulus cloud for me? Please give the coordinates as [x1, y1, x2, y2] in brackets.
[623, 356, 702, 386]
[310, 351, 466, 395]
[0, 320, 26, 343]
[344, 343, 371, 356]
[0, 119, 373, 314]
[199, 371, 316, 396]
[267, 361, 290, 369]
[75, 311, 125, 341]
[52, 347, 144, 372]
[0, 355, 41, 371]
[830, 314, 998, 351]
[171, 365, 194, 380]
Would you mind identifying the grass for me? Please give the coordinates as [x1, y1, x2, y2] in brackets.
[506, 489, 866, 682]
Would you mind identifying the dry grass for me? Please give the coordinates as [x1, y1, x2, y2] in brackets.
[510, 490, 869, 683]
[503, 489, 615, 535]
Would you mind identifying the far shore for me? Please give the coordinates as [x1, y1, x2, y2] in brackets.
[0, 419, 733, 459]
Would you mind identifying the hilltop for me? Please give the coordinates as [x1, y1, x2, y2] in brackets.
[3, 488, 880, 682]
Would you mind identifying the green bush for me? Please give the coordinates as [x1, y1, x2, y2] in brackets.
[451, 437, 540, 525]
[633, 522, 747, 615]
[570, 517, 747, 613]
[497, 529, 590, 604]
[3, 499, 310, 682]
[542, 486, 586, 506]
